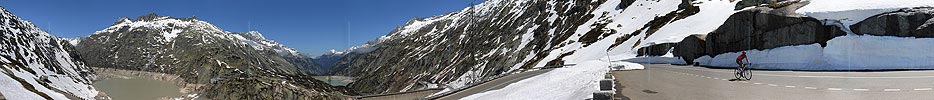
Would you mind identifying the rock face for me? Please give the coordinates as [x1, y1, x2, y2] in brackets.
[76, 14, 348, 99]
[672, 34, 706, 64]
[851, 7, 934, 38]
[636, 43, 675, 57]
[0, 7, 101, 99]
[675, 7, 844, 63]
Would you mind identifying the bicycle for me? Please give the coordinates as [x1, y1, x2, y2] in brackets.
[734, 63, 752, 80]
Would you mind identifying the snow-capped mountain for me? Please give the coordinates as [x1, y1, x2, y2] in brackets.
[61, 37, 81, 46]
[313, 37, 385, 74]
[75, 14, 347, 99]
[0, 7, 102, 99]
[230, 31, 329, 75]
[232, 31, 304, 58]
[331, 0, 934, 96]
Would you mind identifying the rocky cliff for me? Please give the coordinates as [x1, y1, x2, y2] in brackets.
[689, 6, 844, 62]
[851, 7, 934, 38]
[0, 6, 102, 100]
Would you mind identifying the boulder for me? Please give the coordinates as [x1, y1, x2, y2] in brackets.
[704, 7, 845, 56]
[636, 43, 675, 57]
[672, 34, 706, 63]
[915, 19, 934, 37]
[851, 7, 934, 38]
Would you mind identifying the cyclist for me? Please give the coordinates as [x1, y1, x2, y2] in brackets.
[736, 51, 749, 70]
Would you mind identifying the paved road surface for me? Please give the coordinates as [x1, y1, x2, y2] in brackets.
[614, 64, 934, 100]
[359, 89, 442, 100]
[436, 69, 553, 100]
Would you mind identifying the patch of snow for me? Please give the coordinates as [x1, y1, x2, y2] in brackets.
[163, 29, 182, 41]
[639, 0, 739, 48]
[463, 60, 618, 100]
[611, 61, 645, 70]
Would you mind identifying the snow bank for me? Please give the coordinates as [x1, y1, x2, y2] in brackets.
[694, 44, 826, 70]
[611, 61, 645, 70]
[462, 60, 611, 100]
[824, 35, 934, 69]
[694, 35, 934, 70]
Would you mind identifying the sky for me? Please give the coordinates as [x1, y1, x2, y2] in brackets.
[0, 0, 480, 56]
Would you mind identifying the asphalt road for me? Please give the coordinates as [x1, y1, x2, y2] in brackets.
[435, 69, 553, 100]
[614, 64, 934, 100]
[359, 89, 442, 100]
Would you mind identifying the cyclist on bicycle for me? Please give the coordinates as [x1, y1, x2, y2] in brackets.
[736, 51, 749, 69]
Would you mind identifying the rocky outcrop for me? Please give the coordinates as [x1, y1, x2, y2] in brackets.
[672, 34, 706, 64]
[851, 7, 934, 38]
[673, 7, 845, 63]
[636, 43, 675, 57]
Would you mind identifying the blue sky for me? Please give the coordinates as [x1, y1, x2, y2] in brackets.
[0, 0, 478, 55]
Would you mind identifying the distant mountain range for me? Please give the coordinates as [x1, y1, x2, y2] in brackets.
[73, 13, 347, 99]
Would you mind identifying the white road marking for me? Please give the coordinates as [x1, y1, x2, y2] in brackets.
[884, 89, 902, 92]
[828, 88, 843, 91]
[655, 67, 934, 92]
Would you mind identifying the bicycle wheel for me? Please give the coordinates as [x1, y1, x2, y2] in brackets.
[734, 68, 742, 80]
[743, 67, 753, 80]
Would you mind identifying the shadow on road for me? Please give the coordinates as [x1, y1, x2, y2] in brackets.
[614, 79, 633, 100]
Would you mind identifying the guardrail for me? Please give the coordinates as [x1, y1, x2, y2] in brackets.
[421, 68, 523, 100]
[354, 88, 445, 99]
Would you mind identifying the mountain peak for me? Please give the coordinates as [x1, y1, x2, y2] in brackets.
[94, 14, 222, 37]
[236, 31, 267, 40]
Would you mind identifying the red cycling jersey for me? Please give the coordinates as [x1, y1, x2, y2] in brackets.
[736, 52, 747, 61]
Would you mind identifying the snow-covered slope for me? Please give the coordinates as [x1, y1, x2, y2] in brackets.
[0, 7, 100, 99]
[335, 0, 934, 98]
[332, 0, 744, 95]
